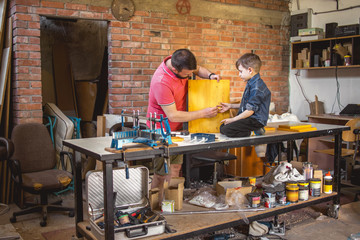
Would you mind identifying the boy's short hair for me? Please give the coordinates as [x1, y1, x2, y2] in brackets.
[235, 53, 262, 73]
[171, 49, 197, 72]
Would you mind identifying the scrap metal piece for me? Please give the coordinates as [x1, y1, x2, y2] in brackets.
[111, 0, 135, 21]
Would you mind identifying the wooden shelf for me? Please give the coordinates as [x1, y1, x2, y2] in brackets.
[291, 34, 360, 70]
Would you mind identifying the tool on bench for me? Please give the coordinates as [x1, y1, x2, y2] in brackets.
[110, 111, 173, 150]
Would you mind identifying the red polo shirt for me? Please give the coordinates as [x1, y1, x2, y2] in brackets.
[147, 56, 188, 131]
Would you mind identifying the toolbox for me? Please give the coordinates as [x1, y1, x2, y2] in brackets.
[86, 166, 166, 240]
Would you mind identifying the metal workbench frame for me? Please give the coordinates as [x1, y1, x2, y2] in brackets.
[63, 122, 349, 240]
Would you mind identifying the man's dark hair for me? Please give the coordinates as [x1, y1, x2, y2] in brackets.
[235, 53, 262, 72]
[171, 49, 197, 72]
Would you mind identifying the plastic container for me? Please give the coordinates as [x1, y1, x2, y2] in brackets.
[324, 171, 333, 194]
[309, 178, 321, 197]
[344, 55, 351, 66]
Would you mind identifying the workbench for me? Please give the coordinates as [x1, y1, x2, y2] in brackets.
[63, 122, 349, 240]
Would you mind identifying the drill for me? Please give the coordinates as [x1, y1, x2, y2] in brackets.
[211, 233, 235, 240]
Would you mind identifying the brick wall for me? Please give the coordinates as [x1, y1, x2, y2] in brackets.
[10, 0, 290, 125]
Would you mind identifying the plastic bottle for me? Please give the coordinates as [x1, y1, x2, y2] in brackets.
[324, 171, 333, 194]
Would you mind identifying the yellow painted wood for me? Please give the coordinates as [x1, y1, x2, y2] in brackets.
[188, 79, 230, 133]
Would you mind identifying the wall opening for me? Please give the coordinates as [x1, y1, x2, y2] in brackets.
[40, 16, 108, 136]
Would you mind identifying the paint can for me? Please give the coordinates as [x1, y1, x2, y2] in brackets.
[298, 186, 309, 201]
[298, 180, 309, 188]
[309, 178, 321, 197]
[286, 181, 298, 188]
[263, 189, 276, 208]
[247, 192, 261, 208]
[249, 177, 256, 186]
[286, 185, 299, 203]
[276, 190, 287, 205]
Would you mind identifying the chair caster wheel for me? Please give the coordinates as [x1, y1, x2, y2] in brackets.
[40, 221, 47, 227]
[10, 216, 16, 223]
[69, 211, 75, 217]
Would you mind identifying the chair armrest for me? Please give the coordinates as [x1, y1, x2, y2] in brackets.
[8, 158, 23, 184]
[60, 151, 74, 174]
[0, 137, 14, 159]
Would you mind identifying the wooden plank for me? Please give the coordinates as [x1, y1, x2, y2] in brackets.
[0, 48, 10, 125]
[188, 79, 230, 133]
[0, 0, 8, 63]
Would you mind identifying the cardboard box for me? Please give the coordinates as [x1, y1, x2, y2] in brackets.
[149, 188, 160, 210]
[313, 170, 323, 193]
[164, 177, 185, 210]
[216, 181, 253, 205]
[298, 28, 323, 36]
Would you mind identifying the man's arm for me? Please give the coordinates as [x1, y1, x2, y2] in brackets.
[161, 103, 218, 123]
[194, 66, 220, 80]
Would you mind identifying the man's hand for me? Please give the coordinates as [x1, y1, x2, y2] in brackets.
[216, 102, 231, 113]
[209, 73, 221, 82]
[201, 107, 219, 118]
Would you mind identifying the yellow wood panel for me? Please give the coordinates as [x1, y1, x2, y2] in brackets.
[188, 79, 230, 133]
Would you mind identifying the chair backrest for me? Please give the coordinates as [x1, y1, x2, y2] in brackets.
[343, 118, 360, 142]
[11, 123, 56, 173]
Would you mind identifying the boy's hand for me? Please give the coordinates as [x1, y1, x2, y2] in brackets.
[216, 102, 231, 113]
[220, 117, 235, 125]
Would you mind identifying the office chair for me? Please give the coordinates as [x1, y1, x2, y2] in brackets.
[8, 123, 74, 227]
[314, 118, 360, 180]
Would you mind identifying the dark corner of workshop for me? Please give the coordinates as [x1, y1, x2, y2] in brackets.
[0, 0, 360, 240]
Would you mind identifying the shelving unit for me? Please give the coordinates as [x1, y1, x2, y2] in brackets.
[291, 34, 360, 69]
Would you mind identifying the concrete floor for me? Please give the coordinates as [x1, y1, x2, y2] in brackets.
[0, 185, 359, 240]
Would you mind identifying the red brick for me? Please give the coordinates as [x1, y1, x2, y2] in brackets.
[14, 52, 29, 59]
[133, 62, 150, 68]
[110, 101, 132, 108]
[143, 42, 160, 49]
[132, 36, 150, 42]
[66, 3, 87, 11]
[56, 9, 79, 17]
[131, 23, 149, 29]
[14, 13, 32, 21]
[88, 5, 109, 13]
[123, 42, 141, 48]
[135, 11, 150, 17]
[132, 49, 150, 55]
[13, 20, 28, 29]
[35, 8, 56, 15]
[41, 1, 64, 8]
[80, 12, 102, 19]
[15, 59, 41, 67]
[31, 81, 42, 88]
[109, 88, 131, 94]
[29, 52, 41, 59]
[28, 22, 40, 29]
[124, 55, 142, 61]
[14, 0, 40, 6]
[144, 18, 161, 24]
[110, 62, 131, 68]
[11, 5, 29, 14]
[123, 29, 141, 35]
[14, 28, 40, 37]
[110, 47, 130, 54]
[15, 73, 41, 81]
[15, 44, 40, 51]
[28, 37, 40, 44]
[109, 95, 125, 101]
[110, 21, 130, 28]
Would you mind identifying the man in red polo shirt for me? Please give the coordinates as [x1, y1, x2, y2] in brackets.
[146, 49, 220, 205]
